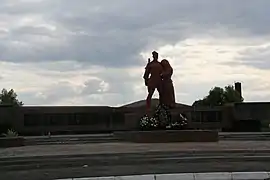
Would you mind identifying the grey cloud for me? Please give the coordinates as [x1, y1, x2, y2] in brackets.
[81, 79, 107, 95]
[83, 93, 134, 107]
[237, 45, 270, 70]
[81, 69, 138, 96]
[6, 0, 270, 67]
[19, 86, 76, 106]
[77, 68, 141, 105]
[2, 0, 270, 105]
[32, 61, 90, 72]
[11, 26, 56, 36]
[39, 82, 79, 104]
[19, 77, 137, 106]
[18, 81, 79, 105]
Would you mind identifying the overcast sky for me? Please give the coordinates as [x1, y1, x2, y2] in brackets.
[1, 0, 270, 106]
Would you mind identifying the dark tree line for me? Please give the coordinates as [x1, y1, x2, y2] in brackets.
[192, 85, 243, 107]
[0, 88, 23, 135]
[0, 88, 23, 106]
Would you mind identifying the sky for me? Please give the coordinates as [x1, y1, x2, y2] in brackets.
[1, 0, 270, 106]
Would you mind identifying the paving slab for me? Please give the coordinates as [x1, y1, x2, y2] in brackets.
[156, 173, 194, 180]
[232, 172, 269, 179]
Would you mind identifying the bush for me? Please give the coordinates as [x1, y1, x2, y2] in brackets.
[2, 129, 18, 137]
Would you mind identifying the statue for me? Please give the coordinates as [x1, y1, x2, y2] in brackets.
[160, 59, 176, 108]
[141, 52, 188, 130]
[143, 51, 163, 114]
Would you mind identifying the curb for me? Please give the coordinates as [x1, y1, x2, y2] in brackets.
[57, 172, 270, 180]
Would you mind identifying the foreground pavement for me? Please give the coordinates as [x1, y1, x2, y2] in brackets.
[2, 161, 270, 180]
[55, 172, 270, 180]
[1, 141, 270, 180]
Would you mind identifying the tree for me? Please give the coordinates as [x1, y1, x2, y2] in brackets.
[192, 85, 243, 107]
[0, 88, 23, 106]
[223, 85, 243, 103]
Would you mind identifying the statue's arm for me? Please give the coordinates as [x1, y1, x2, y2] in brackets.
[161, 68, 173, 78]
[143, 64, 150, 79]
[143, 64, 150, 86]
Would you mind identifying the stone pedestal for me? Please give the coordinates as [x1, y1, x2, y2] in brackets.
[0, 137, 25, 147]
[114, 130, 218, 143]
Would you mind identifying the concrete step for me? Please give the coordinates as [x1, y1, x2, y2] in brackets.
[24, 134, 118, 145]
[219, 133, 270, 140]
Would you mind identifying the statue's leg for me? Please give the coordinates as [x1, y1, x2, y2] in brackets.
[146, 86, 155, 113]
[157, 85, 163, 105]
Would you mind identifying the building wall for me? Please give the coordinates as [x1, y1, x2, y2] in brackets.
[0, 106, 127, 135]
[0, 105, 228, 134]
[233, 102, 270, 120]
[232, 102, 270, 131]
[3, 102, 269, 134]
[186, 106, 224, 130]
[221, 104, 235, 131]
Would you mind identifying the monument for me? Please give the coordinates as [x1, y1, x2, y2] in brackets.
[114, 51, 218, 143]
[140, 51, 188, 130]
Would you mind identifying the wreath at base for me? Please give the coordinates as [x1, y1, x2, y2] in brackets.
[139, 104, 188, 130]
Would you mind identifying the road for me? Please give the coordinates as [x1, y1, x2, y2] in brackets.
[2, 133, 270, 180]
[1, 152, 270, 180]
[23, 132, 270, 145]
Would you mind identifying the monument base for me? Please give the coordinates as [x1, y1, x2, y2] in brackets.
[0, 137, 25, 147]
[113, 130, 218, 143]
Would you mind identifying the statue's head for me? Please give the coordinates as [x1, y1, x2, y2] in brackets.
[161, 59, 170, 68]
[152, 51, 158, 60]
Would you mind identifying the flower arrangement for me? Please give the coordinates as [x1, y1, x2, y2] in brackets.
[140, 115, 159, 129]
[170, 114, 188, 129]
[139, 104, 188, 130]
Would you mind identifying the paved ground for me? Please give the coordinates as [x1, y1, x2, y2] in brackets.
[56, 172, 270, 180]
[2, 161, 270, 180]
[21, 132, 270, 146]
[1, 141, 270, 158]
[1, 141, 270, 180]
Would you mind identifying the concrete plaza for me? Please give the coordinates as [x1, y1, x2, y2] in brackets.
[1, 141, 270, 180]
[2, 141, 270, 158]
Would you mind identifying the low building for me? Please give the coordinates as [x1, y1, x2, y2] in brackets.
[1, 100, 270, 135]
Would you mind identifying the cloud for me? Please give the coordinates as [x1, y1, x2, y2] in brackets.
[236, 43, 270, 70]
[0, 0, 270, 105]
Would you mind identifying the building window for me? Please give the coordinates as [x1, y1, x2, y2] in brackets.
[201, 111, 222, 122]
[67, 114, 77, 125]
[24, 114, 42, 127]
[191, 111, 222, 122]
[191, 111, 201, 122]
[71, 113, 111, 125]
[112, 112, 125, 125]
[48, 113, 67, 126]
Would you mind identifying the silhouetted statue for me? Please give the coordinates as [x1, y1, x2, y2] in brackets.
[160, 59, 176, 108]
[140, 53, 188, 130]
[143, 51, 163, 113]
